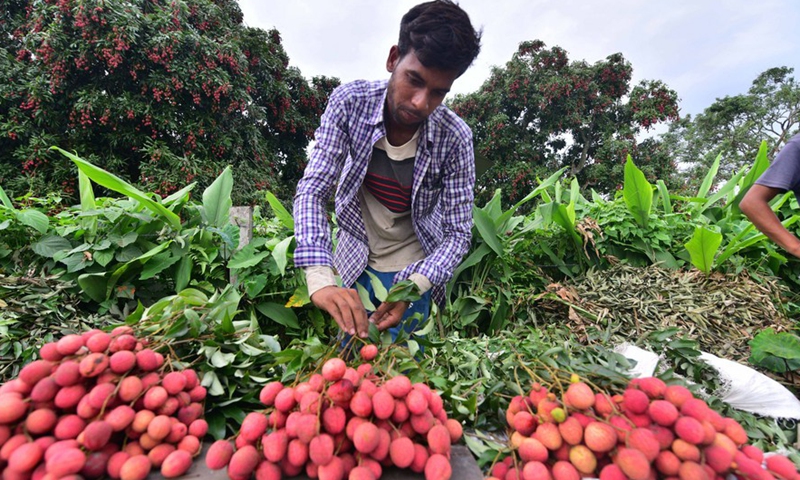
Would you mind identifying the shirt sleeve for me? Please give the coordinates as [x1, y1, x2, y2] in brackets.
[755, 139, 800, 193]
[304, 266, 338, 298]
[293, 87, 351, 269]
[397, 137, 475, 287]
[408, 273, 432, 295]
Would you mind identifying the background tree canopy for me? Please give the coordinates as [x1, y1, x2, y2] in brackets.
[663, 66, 800, 188]
[0, 0, 339, 204]
[449, 40, 680, 207]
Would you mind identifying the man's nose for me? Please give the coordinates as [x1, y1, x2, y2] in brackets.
[411, 90, 429, 112]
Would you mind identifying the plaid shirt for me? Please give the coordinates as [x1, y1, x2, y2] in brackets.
[293, 79, 475, 306]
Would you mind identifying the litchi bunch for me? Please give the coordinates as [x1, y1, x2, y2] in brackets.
[206, 346, 463, 480]
[487, 376, 800, 480]
[0, 326, 207, 480]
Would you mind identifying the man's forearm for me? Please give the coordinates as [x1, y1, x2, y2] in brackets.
[741, 187, 800, 257]
[746, 210, 800, 256]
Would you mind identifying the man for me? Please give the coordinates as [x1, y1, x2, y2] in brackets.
[740, 133, 800, 256]
[293, 1, 482, 339]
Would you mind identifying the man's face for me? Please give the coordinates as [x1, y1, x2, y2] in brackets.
[385, 46, 459, 134]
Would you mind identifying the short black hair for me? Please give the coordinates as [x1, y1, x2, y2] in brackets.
[397, 0, 482, 77]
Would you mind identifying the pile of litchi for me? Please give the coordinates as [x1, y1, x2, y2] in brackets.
[207, 345, 463, 480]
[486, 376, 800, 480]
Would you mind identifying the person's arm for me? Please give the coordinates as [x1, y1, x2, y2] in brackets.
[739, 184, 800, 257]
[293, 87, 370, 338]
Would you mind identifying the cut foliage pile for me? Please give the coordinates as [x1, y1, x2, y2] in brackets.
[530, 264, 793, 363]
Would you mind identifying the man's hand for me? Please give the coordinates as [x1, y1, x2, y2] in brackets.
[370, 301, 409, 331]
[311, 286, 369, 338]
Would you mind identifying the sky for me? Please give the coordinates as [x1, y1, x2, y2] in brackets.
[238, 0, 800, 118]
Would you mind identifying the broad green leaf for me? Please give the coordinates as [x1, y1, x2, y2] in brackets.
[78, 169, 96, 210]
[386, 280, 421, 303]
[684, 226, 723, 274]
[139, 252, 181, 280]
[52, 147, 181, 229]
[623, 155, 653, 228]
[271, 236, 293, 275]
[497, 166, 569, 226]
[750, 328, 800, 372]
[162, 183, 196, 209]
[703, 168, 746, 213]
[0, 185, 12, 210]
[697, 153, 721, 198]
[255, 302, 300, 329]
[356, 283, 377, 312]
[31, 235, 72, 258]
[552, 203, 582, 250]
[265, 191, 294, 231]
[286, 285, 310, 308]
[175, 255, 192, 292]
[17, 209, 49, 233]
[78, 273, 108, 303]
[60, 252, 89, 273]
[450, 243, 491, 286]
[228, 243, 270, 269]
[365, 270, 389, 302]
[93, 249, 114, 267]
[202, 166, 233, 228]
[473, 206, 503, 256]
[732, 141, 770, 215]
[656, 180, 672, 214]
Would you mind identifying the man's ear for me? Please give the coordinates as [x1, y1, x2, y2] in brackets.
[386, 45, 400, 73]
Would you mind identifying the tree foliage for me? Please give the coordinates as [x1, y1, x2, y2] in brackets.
[449, 40, 679, 205]
[663, 66, 800, 184]
[0, 0, 338, 203]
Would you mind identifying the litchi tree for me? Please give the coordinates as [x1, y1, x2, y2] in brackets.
[0, 0, 338, 203]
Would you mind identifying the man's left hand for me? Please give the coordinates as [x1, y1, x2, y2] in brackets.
[369, 301, 409, 331]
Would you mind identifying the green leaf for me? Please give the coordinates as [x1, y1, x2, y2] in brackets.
[175, 255, 192, 292]
[139, 252, 181, 280]
[473, 206, 503, 256]
[656, 180, 672, 214]
[365, 270, 389, 302]
[272, 236, 293, 276]
[0, 185, 12, 210]
[684, 226, 723, 274]
[356, 283, 377, 312]
[16, 209, 49, 233]
[205, 411, 227, 440]
[202, 166, 233, 228]
[162, 183, 196, 209]
[749, 328, 800, 373]
[265, 191, 294, 231]
[52, 147, 182, 230]
[255, 302, 300, 329]
[697, 153, 721, 198]
[732, 141, 770, 215]
[78, 169, 96, 210]
[78, 273, 108, 303]
[228, 243, 271, 269]
[623, 155, 653, 228]
[31, 235, 72, 258]
[386, 280, 421, 303]
[93, 249, 114, 267]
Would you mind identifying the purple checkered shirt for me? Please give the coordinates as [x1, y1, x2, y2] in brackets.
[293, 79, 475, 306]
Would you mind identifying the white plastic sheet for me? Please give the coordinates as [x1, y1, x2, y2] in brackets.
[614, 344, 800, 419]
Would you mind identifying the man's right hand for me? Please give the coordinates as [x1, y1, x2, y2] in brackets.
[311, 286, 370, 338]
